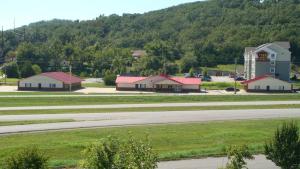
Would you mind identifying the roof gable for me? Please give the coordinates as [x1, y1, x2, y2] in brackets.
[242, 75, 289, 84]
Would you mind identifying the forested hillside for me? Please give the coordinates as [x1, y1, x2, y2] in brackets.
[1, 0, 300, 78]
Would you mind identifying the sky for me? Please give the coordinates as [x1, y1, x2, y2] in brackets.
[1, 0, 199, 30]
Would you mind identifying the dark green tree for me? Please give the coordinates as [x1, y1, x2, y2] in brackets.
[265, 122, 300, 169]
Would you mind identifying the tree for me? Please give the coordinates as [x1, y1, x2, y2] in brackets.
[265, 122, 300, 169]
[116, 135, 158, 169]
[5, 147, 49, 169]
[20, 61, 35, 78]
[4, 62, 20, 78]
[103, 71, 117, 86]
[79, 137, 120, 169]
[32, 64, 42, 75]
[220, 145, 254, 169]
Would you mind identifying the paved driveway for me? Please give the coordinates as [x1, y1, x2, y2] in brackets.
[0, 109, 299, 134]
[158, 155, 279, 169]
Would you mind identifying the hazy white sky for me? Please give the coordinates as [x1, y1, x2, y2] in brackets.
[1, 0, 199, 30]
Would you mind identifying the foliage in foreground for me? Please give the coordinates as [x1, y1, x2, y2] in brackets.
[4, 147, 49, 169]
[219, 145, 254, 169]
[265, 121, 300, 169]
[79, 135, 158, 169]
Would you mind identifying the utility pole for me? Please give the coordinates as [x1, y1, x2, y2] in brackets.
[69, 63, 72, 92]
[1, 26, 6, 84]
[234, 58, 237, 95]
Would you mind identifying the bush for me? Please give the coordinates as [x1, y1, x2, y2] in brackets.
[103, 71, 117, 86]
[20, 61, 35, 78]
[79, 135, 158, 169]
[32, 64, 42, 75]
[79, 136, 120, 169]
[5, 147, 49, 169]
[4, 62, 20, 78]
[265, 122, 300, 169]
[219, 145, 254, 169]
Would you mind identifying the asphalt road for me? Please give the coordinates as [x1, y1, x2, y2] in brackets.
[158, 155, 279, 169]
[0, 109, 299, 134]
[0, 100, 300, 110]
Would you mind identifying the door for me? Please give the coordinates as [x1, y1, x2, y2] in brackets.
[38, 83, 42, 89]
[266, 85, 270, 91]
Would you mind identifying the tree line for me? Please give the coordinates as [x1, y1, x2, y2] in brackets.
[1, 0, 300, 78]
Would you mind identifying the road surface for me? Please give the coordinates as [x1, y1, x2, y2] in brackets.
[158, 155, 279, 169]
[0, 109, 299, 134]
[0, 100, 300, 110]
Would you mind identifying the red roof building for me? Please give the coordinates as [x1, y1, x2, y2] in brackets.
[116, 75, 201, 92]
[18, 72, 83, 91]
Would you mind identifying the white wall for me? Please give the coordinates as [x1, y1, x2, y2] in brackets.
[248, 77, 291, 91]
[19, 75, 63, 88]
[182, 84, 200, 90]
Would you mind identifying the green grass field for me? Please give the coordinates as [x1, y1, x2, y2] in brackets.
[82, 83, 115, 88]
[201, 82, 242, 90]
[0, 118, 298, 168]
[1, 104, 300, 115]
[0, 94, 300, 107]
[0, 119, 75, 126]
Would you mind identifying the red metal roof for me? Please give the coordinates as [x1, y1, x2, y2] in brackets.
[116, 76, 147, 84]
[42, 72, 82, 84]
[171, 77, 201, 85]
[241, 74, 271, 84]
[116, 75, 201, 85]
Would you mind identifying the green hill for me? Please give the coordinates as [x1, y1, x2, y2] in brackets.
[1, 0, 300, 77]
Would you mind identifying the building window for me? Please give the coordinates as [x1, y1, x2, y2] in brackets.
[25, 83, 31, 87]
[254, 85, 260, 90]
[270, 68, 275, 73]
[271, 54, 276, 60]
[49, 84, 56, 88]
[270, 60, 275, 66]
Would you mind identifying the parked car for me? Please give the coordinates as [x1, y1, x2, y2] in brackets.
[235, 77, 245, 81]
[225, 87, 240, 92]
[202, 76, 211, 81]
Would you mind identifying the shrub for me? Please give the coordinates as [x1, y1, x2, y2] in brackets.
[265, 122, 300, 169]
[103, 71, 117, 86]
[20, 61, 35, 78]
[5, 147, 49, 169]
[32, 64, 42, 75]
[219, 145, 254, 169]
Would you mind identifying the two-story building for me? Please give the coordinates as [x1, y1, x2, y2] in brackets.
[243, 42, 292, 92]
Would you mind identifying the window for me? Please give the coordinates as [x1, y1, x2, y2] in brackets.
[254, 85, 260, 90]
[49, 84, 56, 88]
[271, 54, 276, 60]
[25, 83, 31, 87]
[270, 68, 275, 73]
[270, 60, 275, 65]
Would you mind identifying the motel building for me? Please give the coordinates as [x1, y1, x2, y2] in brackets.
[116, 75, 201, 92]
[18, 72, 83, 91]
[243, 41, 292, 92]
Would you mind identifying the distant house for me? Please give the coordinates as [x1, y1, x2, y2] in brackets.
[132, 50, 147, 59]
[242, 75, 292, 92]
[116, 75, 201, 92]
[18, 72, 83, 91]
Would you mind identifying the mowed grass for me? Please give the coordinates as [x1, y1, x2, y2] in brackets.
[1, 104, 300, 115]
[0, 119, 75, 126]
[0, 118, 298, 168]
[82, 82, 114, 88]
[201, 82, 242, 90]
[1, 94, 300, 107]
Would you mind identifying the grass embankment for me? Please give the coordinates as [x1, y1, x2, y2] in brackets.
[0, 94, 300, 107]
[201, 82, 242, 90]
[0, 118, 298, 168]
[0, 119, 75, 126]
[1, 104, 300, 115]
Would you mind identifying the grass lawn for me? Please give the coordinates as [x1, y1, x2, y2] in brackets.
[203, 64, 244, 73]
[0, 78, 19, 86]
[0, 119, 75, 126]
[201, 82, 242, 90]
[0, 94, 300, 107]
[0, 118, 298, 168]
[82, 82, 115, 88]
[1, 104, 300, 115]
